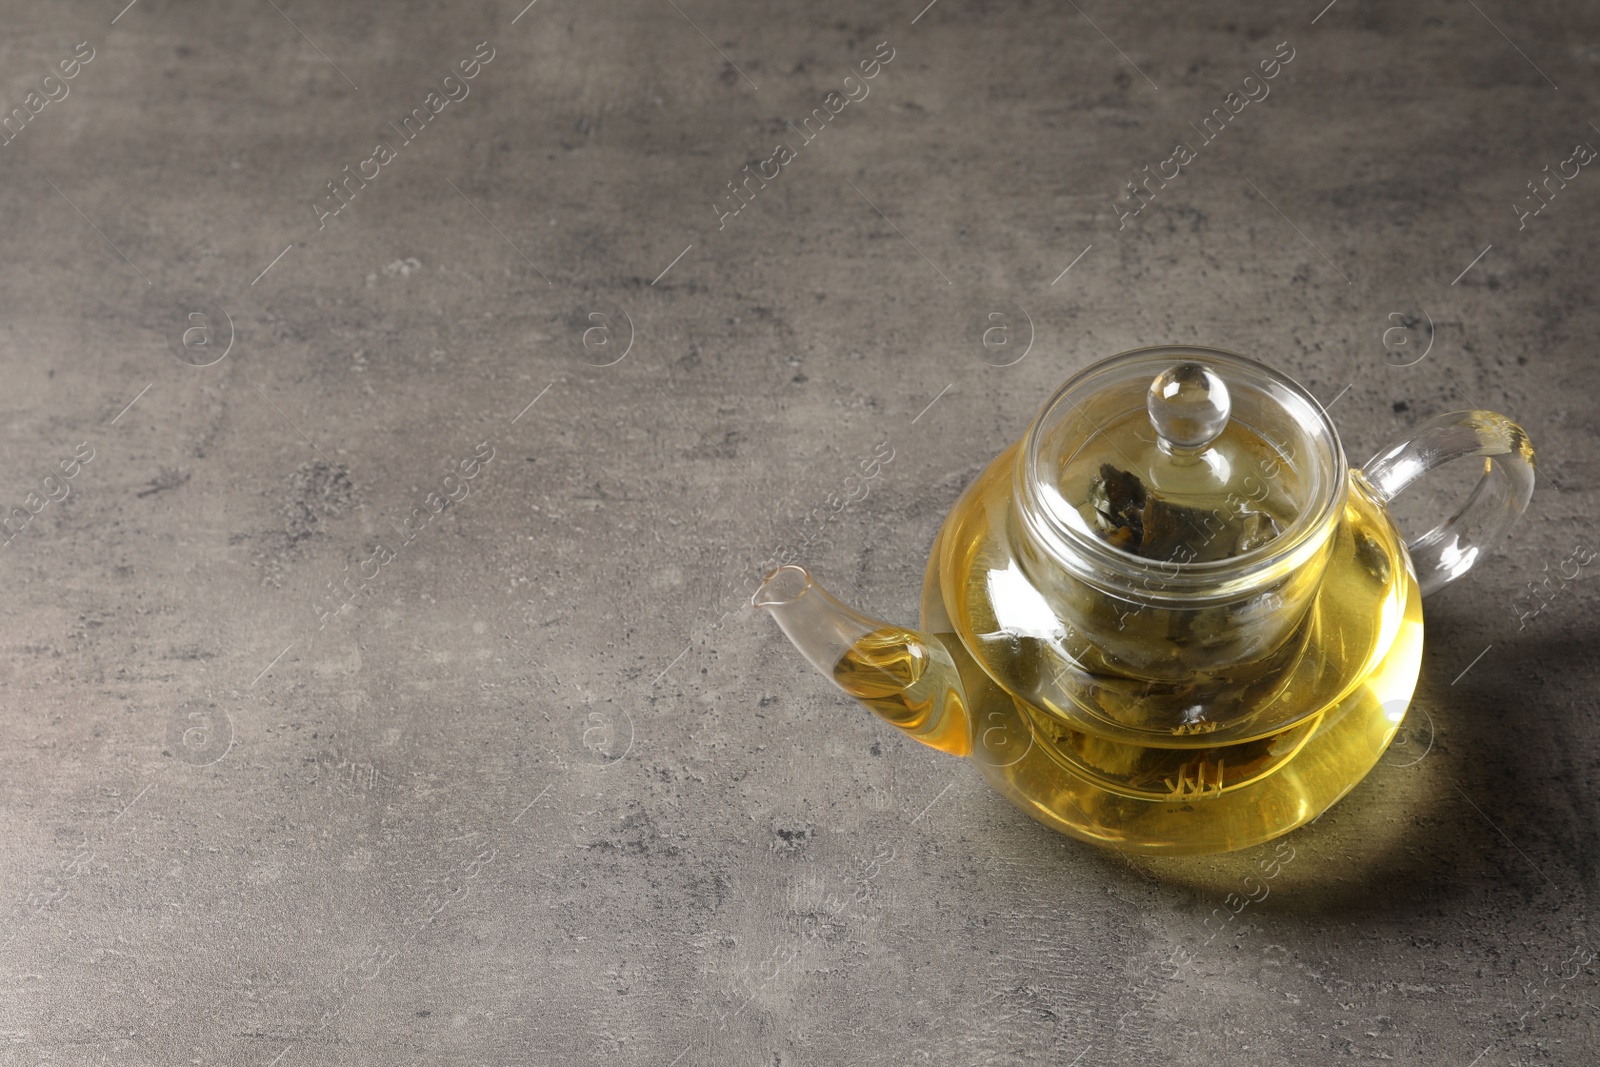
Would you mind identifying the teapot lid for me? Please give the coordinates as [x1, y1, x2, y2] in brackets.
[1020, 347, 1343, 569]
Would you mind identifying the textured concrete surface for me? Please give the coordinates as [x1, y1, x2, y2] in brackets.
[1, 0, 1598, 1063]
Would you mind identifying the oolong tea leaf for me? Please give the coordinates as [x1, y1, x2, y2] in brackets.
[1084, 463, 1282, 562]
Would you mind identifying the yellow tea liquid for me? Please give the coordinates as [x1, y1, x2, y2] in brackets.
[832, 447, 1424, 855]
[832, 627, 972, 757]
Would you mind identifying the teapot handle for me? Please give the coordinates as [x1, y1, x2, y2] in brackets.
[1357, 411, 1535, 597]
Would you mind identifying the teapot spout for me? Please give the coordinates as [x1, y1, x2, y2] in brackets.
[752, 565, 971, 756]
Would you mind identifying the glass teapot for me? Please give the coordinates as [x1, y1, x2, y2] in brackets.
[754, 346, 1534, 855]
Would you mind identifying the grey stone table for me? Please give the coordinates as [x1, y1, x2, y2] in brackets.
[1, 0, 1596, 1063]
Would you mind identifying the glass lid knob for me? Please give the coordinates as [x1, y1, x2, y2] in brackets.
[1147, 362, 1230, 454]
